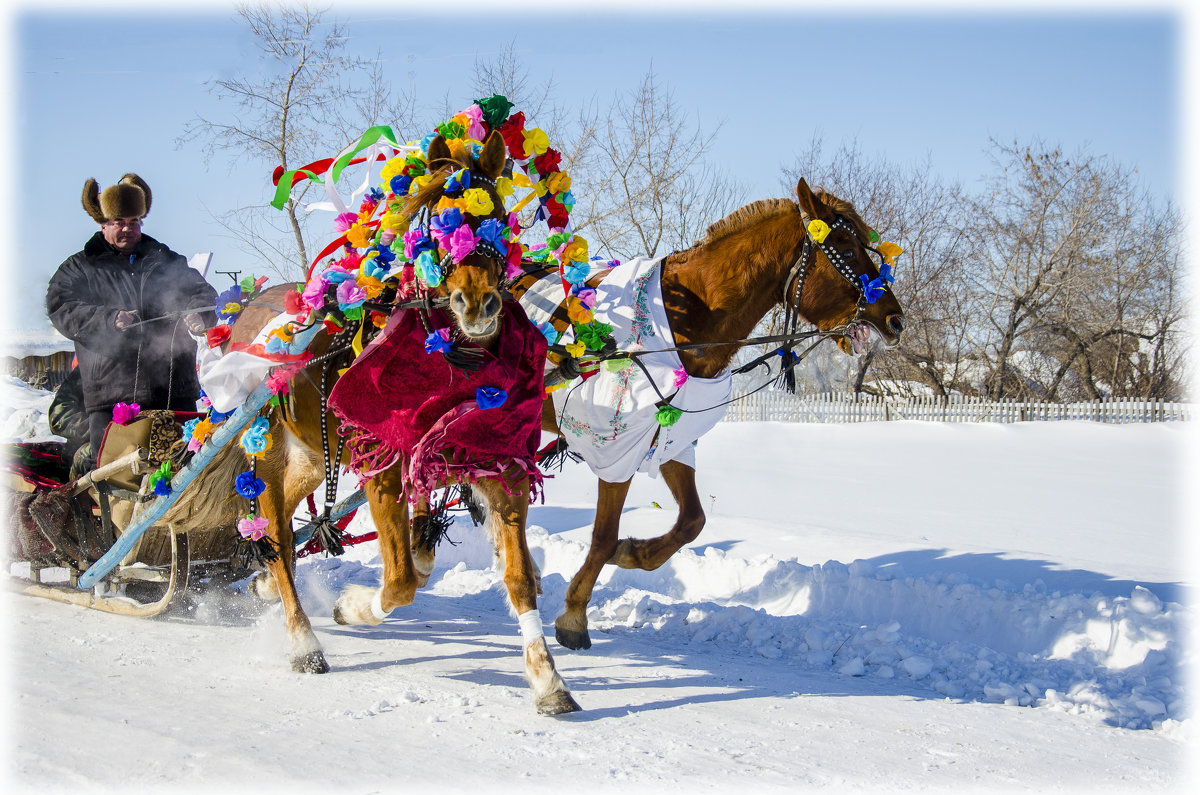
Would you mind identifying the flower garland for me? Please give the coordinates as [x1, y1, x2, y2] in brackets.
[273, 94, 613, 372]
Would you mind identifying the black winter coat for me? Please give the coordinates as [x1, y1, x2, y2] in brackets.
[46, 232, 219, 415]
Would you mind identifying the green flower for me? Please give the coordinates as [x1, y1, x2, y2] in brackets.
[477, 94, 514, 127]
[655, 405, 683, 427]
[574, 320, 613, 351]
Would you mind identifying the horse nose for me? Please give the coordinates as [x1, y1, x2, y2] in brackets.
[887, 314, 905, 335]
[481, 292, 500, 319]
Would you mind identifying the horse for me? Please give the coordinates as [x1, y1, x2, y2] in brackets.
[513, 178, 906, 650]
[214, 129, 580, 715]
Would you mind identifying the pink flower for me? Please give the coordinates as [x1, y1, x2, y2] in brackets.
[463, 104, 486, 141]
[673, 367, 689, 388]
[447, 224, 479, 264]
[237, 515, 269, 541]
[576, 287, 597, 309]
[334, 212, 358, 232]
[187, 437, 204, 453]
[301, 274, 330, 311]
[112, 402, 140, 425]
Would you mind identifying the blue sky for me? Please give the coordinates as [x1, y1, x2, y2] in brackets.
[3, 2, 1188, 332]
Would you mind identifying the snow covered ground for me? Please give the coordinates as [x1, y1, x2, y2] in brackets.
[2, 376, 1195, 792]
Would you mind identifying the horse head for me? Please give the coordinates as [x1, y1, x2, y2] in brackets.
[412, 129, 510, 347]
[794, 178, 905, 356]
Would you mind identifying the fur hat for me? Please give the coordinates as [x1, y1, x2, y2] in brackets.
[82, 173, 152, 223]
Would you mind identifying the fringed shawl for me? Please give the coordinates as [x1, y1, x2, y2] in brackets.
[327, 301, 547, 502]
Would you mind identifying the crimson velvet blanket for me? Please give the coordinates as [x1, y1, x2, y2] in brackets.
[327, 301, 547, 502]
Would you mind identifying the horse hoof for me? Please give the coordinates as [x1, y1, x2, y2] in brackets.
[537, 690, 582, 716]
[292, 650, 330, 674]
[333, 585, 384, 626]
[554, 625, 592, 651]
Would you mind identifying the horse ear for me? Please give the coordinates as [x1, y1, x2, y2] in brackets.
[795, 178, 829, 221]
[427, 135, 454, 171]
[477, 130, 507, 180]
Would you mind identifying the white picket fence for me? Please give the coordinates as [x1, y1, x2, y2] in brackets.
[722, 391, 1193, 424]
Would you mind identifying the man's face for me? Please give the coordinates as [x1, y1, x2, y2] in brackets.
[101, 217, 143, 253]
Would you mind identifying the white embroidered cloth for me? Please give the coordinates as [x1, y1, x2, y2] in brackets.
[525, 255, 732, 482]
[195, 312, 293, 413]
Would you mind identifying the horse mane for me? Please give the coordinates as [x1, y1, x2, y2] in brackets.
[700, 199, 798, 245]
[698, 188, 871, 247]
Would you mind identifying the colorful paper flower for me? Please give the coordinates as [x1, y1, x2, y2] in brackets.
[877, 241, 903, 265]
[447, 224, 479, 264]
[424, 328, 452, 355]
[475, 386, 508, 410]
[477, 94, 514, 127]
[206, 324, 232, 348]
[239, 416, 271, 455]
[463, 188, 495, 216]
[807, 219, 831, 244]
[235, 471, 266, 499]
[444, 168, 471, 193]
[655, 404, 684, 427]
[112, 402, 139, 425]
[238, 515, 269, 541]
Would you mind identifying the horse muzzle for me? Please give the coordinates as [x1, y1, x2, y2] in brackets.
[450, 289, 502, 340]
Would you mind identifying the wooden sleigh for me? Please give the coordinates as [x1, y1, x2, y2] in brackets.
[6, 325, 367, 618]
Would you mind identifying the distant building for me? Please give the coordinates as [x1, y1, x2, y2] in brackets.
[3, 327, 74, 391]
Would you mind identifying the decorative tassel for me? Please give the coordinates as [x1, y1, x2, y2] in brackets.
[310, 515, 347, 557]
[536, 437, 582, 472]
[778, 347, 798, 394]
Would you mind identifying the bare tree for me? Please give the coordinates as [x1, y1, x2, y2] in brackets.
[965, 140, 1186, 400]
[575, 69, 745, 260]
[177, 2, 414, 281]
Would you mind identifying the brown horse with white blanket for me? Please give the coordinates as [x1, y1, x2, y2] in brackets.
[514, 179, 905, 649]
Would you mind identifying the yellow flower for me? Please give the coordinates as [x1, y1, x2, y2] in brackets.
[567, 297, 593, 324]
[565, 340, 587, 358]
[496, 176, 515, 197]
[409, 175, 433, 196]
[380, 157, 406, 182]
[435, 196, 467, 214]
[807, 219, 831, 244]
[463, 188, 494, 216]
[193, 419, 214, 440]
[563, 237, 588, 263]
[357, 272, 385, 298]
[877, 241, 903, 264]
[524, 128, 549, 156]
[222, 302, 243, 315]
[546, 171, 572, 194]
[380, 211, 407, 232]
[346, 224, 372, 249]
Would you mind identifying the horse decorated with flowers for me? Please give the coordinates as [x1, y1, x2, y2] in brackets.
[189, 97, 580, 714]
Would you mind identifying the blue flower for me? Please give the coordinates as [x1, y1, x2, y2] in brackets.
[153, 479, 172, 497]
[234, 471, 266, 499]
[415, 251, 443, 288]
[389, 174, 413, 196]
[444, 169, 471, 193]
[476, 218, 508, 255]
[476, 386, 508, 410]
[564, 261, 590, 285]
[424, 328, 452, 355]
[366, 186, 384, 202]
[430, 208, 464, 239]
[533, 320, 559, 346]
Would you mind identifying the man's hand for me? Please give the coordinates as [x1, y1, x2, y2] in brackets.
[183, 313, 210, 336]
[114, 310, 140, 330]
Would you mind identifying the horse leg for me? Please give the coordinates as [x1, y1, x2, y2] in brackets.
[256, 429, 330, 673]
[554, 477, 632, 651]
[332, 467, 419, 625]
[473, 476, 580, 715]
[410, 495, 436, 587]
[610, 459, 706, 571]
